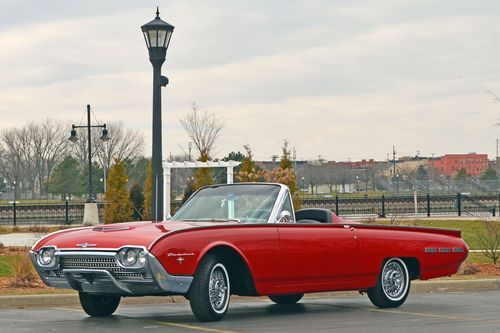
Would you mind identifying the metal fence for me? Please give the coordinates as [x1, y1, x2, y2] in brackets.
[0, 201, 105, 226]
[0, 193, 498, 226]
[301, 193, 498, 218]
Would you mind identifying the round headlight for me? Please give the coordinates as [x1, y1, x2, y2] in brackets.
[39, 248, 55, 266]
[126, 249, 138, 266]
[118, 247, 146, 267]
[138, 251, 146, 265]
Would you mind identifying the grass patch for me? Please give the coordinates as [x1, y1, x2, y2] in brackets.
[377, 219, 489, 250]
[465, 252, 492, 264]
[0, 255, 19, 277]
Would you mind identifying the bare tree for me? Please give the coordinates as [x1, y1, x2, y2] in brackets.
[0, 127, 37, 198]
[0, 129, 24, 190]
[477, 218, 500, 264]
[301, 163, 323, 194]
[19, 126, 39, 198]
[1, 121, 70, 198]
[95, 122, 145, 170]
[178, 103, 224, 160]
[71, 121, 145, 170]
[29, 119, 70, 197]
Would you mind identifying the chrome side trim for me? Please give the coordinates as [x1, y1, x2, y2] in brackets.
[453, 247, 465, 253]
[424, 247, 437, 253]
[439, 247, 451, 253]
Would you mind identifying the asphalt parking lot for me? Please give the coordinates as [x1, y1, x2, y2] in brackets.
[1, 291, 499, 333]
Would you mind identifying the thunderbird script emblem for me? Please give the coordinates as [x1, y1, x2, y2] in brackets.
[76, 243, 97, 248]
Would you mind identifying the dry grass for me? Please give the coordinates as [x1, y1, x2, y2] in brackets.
[8, 249, 42, 288]
[461, 263, 481, 275]
[27, 225, 50, 233]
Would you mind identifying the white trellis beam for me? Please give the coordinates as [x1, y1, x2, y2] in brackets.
[162, 160, 242, 220]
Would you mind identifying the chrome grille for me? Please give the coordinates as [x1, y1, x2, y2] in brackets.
[60, 257, 119, 270]
[58, 256, 145, 280]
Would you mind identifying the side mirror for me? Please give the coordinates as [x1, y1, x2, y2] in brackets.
[278, 210, 292, 223]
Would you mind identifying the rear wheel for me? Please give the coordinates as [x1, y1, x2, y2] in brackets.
[79, 293, 120, 316]
[367, 258, 410, 308]
[189, 254, 230, 322]
[269, 294, 303, 305]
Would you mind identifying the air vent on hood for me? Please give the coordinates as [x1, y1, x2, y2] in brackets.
[92, 226, 132, 232]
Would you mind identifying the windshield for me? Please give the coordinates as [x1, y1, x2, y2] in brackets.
[171, 184, 281, 223]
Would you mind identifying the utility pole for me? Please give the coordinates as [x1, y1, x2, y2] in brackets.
[432, 153, 435, 182]
[293, 147, 297, 169]
[188, 142, 193, 162]
[392, 145, 396, 177]
[496, 138, 499, 161]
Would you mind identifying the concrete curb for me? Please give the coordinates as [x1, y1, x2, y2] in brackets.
[1, 279, 499, 310]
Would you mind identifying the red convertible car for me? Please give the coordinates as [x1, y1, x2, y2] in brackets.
[31, 183, 468, 322]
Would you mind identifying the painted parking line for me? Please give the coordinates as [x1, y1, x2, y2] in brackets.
[146, 319, 240, 333]
[49, 307, 240, 333]
[371, 308, 500, 325]
[369, 308, 464, 320]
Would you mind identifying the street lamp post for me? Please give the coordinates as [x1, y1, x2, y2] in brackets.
[141, 8, 174, 221]
[69, 104, 109, 203]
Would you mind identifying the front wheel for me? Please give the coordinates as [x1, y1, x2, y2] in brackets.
[79, 293, 121, 316]
[269, 294, 304, 304]
[189, 254, 231, 322]
[367, 258, 410, 308]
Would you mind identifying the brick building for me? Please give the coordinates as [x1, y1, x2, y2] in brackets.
[428, 153, 488, 176]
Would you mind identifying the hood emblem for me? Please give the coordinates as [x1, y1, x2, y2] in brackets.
[76, 243, 97, 248]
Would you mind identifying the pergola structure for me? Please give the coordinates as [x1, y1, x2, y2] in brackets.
[162, 160, 242, 220]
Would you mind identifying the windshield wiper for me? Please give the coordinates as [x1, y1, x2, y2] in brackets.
[177, 218, 242, 223]
[198, 218, 242, 223]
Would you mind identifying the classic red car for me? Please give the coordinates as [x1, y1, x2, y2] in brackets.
[31, 183, 468, 322]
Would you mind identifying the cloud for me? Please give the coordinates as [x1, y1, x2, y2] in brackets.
[0, 0, 499, 162]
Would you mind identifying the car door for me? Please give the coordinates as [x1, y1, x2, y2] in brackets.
[274, 198, 360, 293]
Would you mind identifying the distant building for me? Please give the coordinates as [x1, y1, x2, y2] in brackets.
[327, 159, 377, 169]
[428, 153, 488, 176]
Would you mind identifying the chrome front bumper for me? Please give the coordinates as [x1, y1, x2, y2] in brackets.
[29, 249, 193, 296]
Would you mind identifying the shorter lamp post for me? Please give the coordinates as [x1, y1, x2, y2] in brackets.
[4, 180, 18, 226]
[396, 173, 400, 195]
[69, 104, 109, 202]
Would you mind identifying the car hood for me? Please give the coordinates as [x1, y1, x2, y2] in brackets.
[32, 220, 220, 252]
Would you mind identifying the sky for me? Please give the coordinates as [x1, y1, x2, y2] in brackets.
[1, 0, 499, 162]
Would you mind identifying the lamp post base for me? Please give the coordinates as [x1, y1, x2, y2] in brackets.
[83, 202, 100, 225]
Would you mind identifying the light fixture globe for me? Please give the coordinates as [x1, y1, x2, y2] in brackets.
[100, 127, 110, 141]
[69, 128, 78, 143]
[141, 7, 174, 60]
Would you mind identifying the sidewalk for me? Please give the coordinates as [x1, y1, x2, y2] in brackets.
[0, 233, 41, 247]
[1, 278, 499, 309]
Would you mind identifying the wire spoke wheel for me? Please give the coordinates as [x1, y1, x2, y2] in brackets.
[367, 258, 411, 308]
[382, 261, 406, 300]
[189, 255, 231, 322]
[209, 265, 229, 312]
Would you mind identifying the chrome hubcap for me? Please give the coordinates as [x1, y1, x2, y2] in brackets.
[382, 261, 406, 300]
[209, 265, 228, 312]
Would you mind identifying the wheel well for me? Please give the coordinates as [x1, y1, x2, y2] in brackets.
[382, 257, 420, 280]
[204, 246, 257, 296]
[401, 257, 420, 280]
